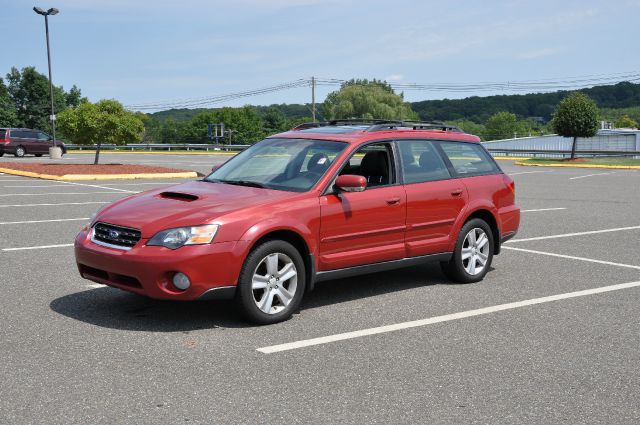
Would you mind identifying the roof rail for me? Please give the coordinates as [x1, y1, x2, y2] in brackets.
[291, 119, 462, 133]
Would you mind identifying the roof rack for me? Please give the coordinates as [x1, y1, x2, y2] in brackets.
[291, 119, 462, 133]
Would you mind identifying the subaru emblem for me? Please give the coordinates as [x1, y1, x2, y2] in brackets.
[109, 230, 120, 239]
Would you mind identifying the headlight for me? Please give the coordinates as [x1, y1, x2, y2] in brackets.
[147, 225, 219, 249]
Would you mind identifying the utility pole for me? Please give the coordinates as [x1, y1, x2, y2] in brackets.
[311, 76, 316, 122]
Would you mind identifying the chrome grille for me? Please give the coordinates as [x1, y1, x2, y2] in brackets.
[92, 222, 141, 249]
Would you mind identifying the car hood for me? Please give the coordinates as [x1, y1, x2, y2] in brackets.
[95, 180, 299, 238]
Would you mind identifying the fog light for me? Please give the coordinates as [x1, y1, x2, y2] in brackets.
[172, 272, 191, 290]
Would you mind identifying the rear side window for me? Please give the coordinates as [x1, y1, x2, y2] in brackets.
[11, 130, 25, 138]
[0, 130, 6, 139]
[439, 142, 499, 176]
[398, 140, 450, 184]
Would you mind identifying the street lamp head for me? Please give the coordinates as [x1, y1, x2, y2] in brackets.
[33, 6, 46, 15]
[47, 8, 59, 15]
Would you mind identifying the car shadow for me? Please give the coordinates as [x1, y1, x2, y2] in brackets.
[50, 263, 487, 332]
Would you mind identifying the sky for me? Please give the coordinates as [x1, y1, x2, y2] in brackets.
[2, 0, 640, 112]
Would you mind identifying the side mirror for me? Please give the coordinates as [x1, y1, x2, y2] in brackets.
[335, 174, 366, 192]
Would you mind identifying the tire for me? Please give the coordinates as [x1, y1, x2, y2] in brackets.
[35, 154, 43, 157]
[236, 240, 306, 325]
[0, 152, 4, 157]
[14, 146, 25, 158]
[441, 218, 494, 283]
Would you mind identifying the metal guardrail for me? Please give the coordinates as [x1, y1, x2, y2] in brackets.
[486, 148, 640, 158]
[66, 143, 250, 152]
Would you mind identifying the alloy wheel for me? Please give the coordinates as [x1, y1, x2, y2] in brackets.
[251, 252, 298, 314]
[461, 228, 490, 276]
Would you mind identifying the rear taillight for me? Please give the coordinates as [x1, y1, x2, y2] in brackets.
[503, 175, 515, 194]
[0, 139, 9, 145]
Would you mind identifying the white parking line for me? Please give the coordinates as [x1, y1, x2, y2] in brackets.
[2, 182, 177, 188]
[86, 284, 105, 289]
[0, 218, 88, 225]
[257, 280, 640, 354]
[502, 246, 640, 270]
[521, 208, 567, 213]
[507, 225, 640, 243]
[569, 172, 614, 180]
[57, 180, 137, 194]
[2, 244, 74, 251]
[0, 192, 128, 197]
[0, 201, 110, 208]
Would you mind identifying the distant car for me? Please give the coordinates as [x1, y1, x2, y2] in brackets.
[0, 128, 67, 158]
[75, 119, 520, 324]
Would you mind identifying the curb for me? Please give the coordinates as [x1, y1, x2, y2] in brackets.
[67, 150, 236, 156]
[0, 167, 198, 181]
[514, 162, 640, 170]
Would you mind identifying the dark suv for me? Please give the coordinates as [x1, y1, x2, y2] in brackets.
[0, 128, 67, 157]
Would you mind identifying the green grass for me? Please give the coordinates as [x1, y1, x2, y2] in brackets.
[520, 157, 640, 167]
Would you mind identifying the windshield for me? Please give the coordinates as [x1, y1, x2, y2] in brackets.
[205, 138, 347, 192]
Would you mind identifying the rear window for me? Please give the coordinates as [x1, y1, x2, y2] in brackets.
[439, 142, 500, 176]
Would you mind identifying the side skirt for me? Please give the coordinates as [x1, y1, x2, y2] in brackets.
[314, 252, 453, 283]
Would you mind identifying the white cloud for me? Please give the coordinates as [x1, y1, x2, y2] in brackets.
[385, 74, 404, 82]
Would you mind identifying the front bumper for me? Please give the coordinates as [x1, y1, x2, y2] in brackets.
[74, 229, 245, 300]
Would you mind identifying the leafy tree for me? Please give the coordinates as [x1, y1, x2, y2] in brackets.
[448, 119, 486, 139]
[324, 79, 418, 120]
[65, 85, 86, 108]
[551, 92, 599, 159]
[57, 99, 144, 164]
[614, 114, 638, 129]
[0, 78, 18, 127]
[188, 106, 266, 144]
[6, 66, 67, 132]
[483, 112, 531, 141]
[261, 107, 288, 133]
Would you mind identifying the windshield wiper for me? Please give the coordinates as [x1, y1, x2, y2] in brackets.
[214, 179, 268, 189]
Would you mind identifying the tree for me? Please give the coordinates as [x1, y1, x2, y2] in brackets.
[0, 78, 18, 127]
[483, 112, 531, 141]
[6, 66, 67, 132]
[551, 92, 599, 159]
[188, 107, 266, 144]
[324, 79, 418, 120]
[614, 114, 638, 129]
[57, 99, 144, 164]
[261, 107, 288, 133]
[448, 119, 486, 140]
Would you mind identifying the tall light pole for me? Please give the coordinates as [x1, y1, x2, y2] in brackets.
[33, 6, 59, 152]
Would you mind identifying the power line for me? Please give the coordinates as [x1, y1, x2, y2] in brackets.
[125, 71, 640, 111]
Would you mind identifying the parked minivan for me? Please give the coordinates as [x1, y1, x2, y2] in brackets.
[75, 120, 520, 324]
[0, 128, 67, 157]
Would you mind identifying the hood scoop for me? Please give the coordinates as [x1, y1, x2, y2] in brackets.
[158, 191, 199, 202]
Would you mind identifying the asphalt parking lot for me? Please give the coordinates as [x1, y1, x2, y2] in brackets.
[0, 153, 639, 424]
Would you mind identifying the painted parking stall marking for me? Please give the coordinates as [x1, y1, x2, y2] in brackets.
[520, 207, 567, 213]
[257, 280, 640, 354]
[502, 246, 640, 270]
[506, 225, 640, 243]
[0, 201, 110, 208]
[0, 217, 88, 225]
[2, 243, 74, 252]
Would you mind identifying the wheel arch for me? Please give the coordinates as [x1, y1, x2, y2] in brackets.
[242, 227, 316, 292]
[463, 208, 501, 255]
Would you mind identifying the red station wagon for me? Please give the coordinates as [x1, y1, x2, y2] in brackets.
[75, 120, 520, 324]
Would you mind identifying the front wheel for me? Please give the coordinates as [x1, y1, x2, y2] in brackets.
[236, 240, 306, 324]
[441, 218, 494, 283]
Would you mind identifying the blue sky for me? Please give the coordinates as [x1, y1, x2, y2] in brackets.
[3, 0, 640, 111]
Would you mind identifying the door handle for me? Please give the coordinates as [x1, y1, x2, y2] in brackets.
[386, 197, 401, 205]
[451, 189, 463, 196]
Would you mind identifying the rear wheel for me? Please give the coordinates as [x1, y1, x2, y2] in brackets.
[15, 146, 25, 158]
[441, 218, 494, 283]
[236, 240, 306, 324]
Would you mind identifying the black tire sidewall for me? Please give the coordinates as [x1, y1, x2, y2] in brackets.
[236, 240, 306, 325]
[449, 218, 494, 283]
